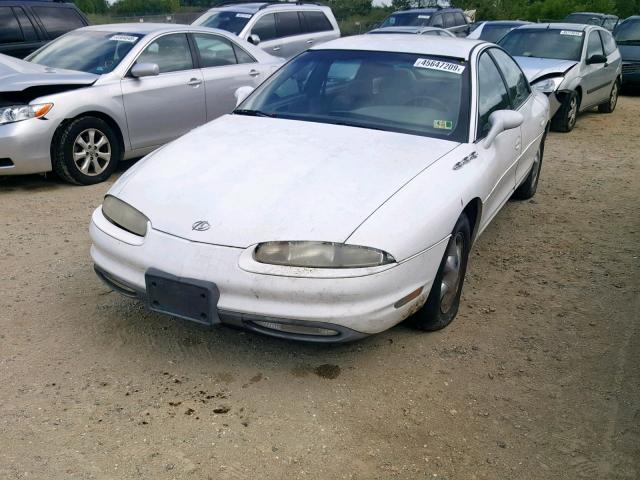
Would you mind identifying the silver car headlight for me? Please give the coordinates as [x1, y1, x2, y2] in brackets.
[254, 241, 395, 268]
[102, 195, 149, 237]
[0, 103, 53, 125]
[532, 77, 564, 94]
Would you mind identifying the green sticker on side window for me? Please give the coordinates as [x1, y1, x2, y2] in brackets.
[434, 120, 453, 130]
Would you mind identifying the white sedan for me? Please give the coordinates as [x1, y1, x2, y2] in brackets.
[90, 35, 549, 342]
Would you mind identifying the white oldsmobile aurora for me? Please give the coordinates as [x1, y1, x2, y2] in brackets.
[90, 35, 550, 342]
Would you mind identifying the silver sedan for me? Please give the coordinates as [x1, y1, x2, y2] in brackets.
[0, 24, 283, 184]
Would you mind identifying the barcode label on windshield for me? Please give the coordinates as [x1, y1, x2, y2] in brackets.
[560, 30, 583, 36]
[110, 35, 138, 43]
[414, 58, 465, 75]
[236, 13, 252, 18]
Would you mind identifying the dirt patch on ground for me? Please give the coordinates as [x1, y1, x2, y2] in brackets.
[0, 95, 638, 479]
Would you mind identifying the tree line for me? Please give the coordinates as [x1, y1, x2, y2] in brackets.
[74, 0, 638, 20]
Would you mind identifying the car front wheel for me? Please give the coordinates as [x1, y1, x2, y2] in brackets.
[411, 213, 471, 332]
[551, 90, 579, 133]
[52, 116, 121, 185]
[598, 80, 619, 113]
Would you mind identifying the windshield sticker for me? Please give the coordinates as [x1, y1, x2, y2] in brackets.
[560, 30, 583, 36]
[236, 13, 252, 18]
[109, 34, 139, 43]
[414, 58, 465, 74]
[434, 120, 453, 130]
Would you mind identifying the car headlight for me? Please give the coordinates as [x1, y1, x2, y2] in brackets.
[102, 195, 149, 237]
[0, 103, 53, 125]
[254, 241, 395, 268]
[532, 77, 564, 94]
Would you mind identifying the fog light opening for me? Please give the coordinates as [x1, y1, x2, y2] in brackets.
[394, 286, 424, 309]
[250, 320, 339, 337]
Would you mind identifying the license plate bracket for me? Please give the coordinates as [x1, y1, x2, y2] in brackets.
[145, 268, 220, 326]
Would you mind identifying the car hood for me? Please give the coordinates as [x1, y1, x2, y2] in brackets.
[514, 56, 579, 82]
[619, 44, 640, 62]
[0, 53, 98, 92]
[111, 115, 459, 248]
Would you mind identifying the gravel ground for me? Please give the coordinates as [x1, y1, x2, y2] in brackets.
[0, 94, 638, 480]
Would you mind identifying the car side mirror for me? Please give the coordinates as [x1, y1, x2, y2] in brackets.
[586, 54, 607, 65]
[248, 34, 261, 46]
[131, 63, 160, 78]
[234, 86, 255, 106]
[483, 110, 524, 149]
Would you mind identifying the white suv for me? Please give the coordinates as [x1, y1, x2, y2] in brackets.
[192, 2, 340, 58]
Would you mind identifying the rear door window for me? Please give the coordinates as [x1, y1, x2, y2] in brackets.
[454, 13, 466, 26]
[0, 6, 22, 43]
[32, 6, 85, 39]
[302, 11, 333, 33]
[251, 13, 277, 41]
[193, 33, 237, 67]
[13, 7, 39, 42]
[276, 11, 302, 38]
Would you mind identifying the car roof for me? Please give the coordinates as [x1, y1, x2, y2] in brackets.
[567, 12, 616, 18]
[516, 22, 596, 32]
[312, 35, 484, 60]
[481, 20, 530, 26]
[370, 26, 444, 34]
[81, 23, 225, 35]
[205, 2, 329, 13]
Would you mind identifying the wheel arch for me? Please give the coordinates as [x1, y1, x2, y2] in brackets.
[51, 111, 126, 159]
[462, 197, 483, 244]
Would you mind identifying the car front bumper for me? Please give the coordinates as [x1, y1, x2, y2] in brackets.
[0, 117, 55, 175]
[89, 208, 448, 342]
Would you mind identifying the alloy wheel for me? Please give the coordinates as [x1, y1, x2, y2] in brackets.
[73, 128, 111, 176]
[568, 97, 578, 128]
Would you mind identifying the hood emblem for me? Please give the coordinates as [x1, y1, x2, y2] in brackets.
[192, 221, 211, 232]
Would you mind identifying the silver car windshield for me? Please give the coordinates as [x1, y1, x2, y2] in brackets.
[499, 29, 584, 61]
[195, 11, 253, 34]
[236, 49, 470, 142]
[27, 31, 143, 74]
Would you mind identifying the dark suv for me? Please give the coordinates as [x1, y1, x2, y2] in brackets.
[379, 7, 470, 37]
[563, 12, 619, 31]
[0, 0, 89, 58]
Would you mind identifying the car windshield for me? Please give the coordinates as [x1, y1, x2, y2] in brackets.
[193, 11, 253, 35]
[499, 29, 584, 61]
[27, 31, 142, 74]
[380, 13, 432, 27]
[614, 19, 640, 44]
[236, 49, 469, 142]
[480, 25, 518, 43]
[564, 14, 604, 26]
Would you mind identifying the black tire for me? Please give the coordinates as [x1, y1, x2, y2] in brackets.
[598, 80, 619, 113]
[411, 214, 471, 332]
[551, 90, 579, 133]
[513, 131, 546, 200]
[52, 116, 121, 185]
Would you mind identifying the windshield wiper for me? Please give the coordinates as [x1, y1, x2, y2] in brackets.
[234, 109, 276, 118]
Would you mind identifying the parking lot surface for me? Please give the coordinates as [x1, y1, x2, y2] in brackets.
[1, 96, 638, 479]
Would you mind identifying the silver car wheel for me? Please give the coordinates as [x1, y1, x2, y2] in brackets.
[610, 82, 618, 109]
[440, 232, 464, 314]
[73, 128, 111, 176]
[568, 97, 578, 128]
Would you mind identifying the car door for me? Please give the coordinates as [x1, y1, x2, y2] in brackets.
[120, 33, 206, 151]
[490, 48, 547, 186]
[191, 33, 268, 121]
[300, 10, 336, 49]
[475, 50, 521, 227]
[582, 30, 611, 107]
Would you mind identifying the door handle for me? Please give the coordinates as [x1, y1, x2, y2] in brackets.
[187, 78, 202, 87]
[306, 39, 314, 44]
[249, 69, 260, 77]
[272, 46, 281, 52]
